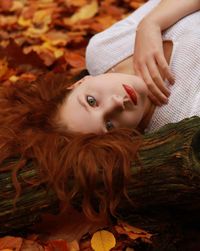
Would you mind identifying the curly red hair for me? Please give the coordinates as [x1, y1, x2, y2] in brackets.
[0, 72, 141, 220]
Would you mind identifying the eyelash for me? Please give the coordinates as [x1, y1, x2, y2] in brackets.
[86, 95, 115, 131]
[106, 120, 114, 131]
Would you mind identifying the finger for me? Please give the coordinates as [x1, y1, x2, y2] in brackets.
[148, 91, 162, 106]
[156, 54, 175, 84]
[140, 65, 168, 104]
[147, 58, 170, 97]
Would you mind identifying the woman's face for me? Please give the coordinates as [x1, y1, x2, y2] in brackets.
[58, 73, 148, 134]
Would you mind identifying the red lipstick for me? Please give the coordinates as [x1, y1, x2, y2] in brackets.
[122, 84, 137, 105]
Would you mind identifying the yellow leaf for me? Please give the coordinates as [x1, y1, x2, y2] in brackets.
[91, 230, 116, 251]
[9, 75, 19, 82]
[25, 25, 49, 37]
[18, 16, 32, 27]
[70, 0, 98, 23]
[33, 10, 52, 26]
[42, 42, 64, 58]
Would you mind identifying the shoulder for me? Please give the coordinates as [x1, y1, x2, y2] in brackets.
[86, 0, 161, 75]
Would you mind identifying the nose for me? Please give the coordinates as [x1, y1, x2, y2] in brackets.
[105, 95, 125, 114]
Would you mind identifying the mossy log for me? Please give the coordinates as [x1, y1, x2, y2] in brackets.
[1, 116, 200, 237]
[118, 116, 200, 227]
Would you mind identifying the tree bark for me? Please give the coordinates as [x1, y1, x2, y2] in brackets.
[1, 116, 200, 239]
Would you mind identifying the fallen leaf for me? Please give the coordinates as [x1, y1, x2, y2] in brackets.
[68, 240, 80, 251]
[69, 0, 98, 24]
[41, 30, 69, 46]
[45, 239, 69, 251]
[65, 51, 85, 68]
[18, 16, 32, 27]
[0, 0, 13, 11]
[0, 236, 23, 251]
[115, 222, 152, 240]
[0, 58, 8, 79]
[0, 249, 14, 251]
[91, 230, 116, 251]
[65, 0, 88, 8]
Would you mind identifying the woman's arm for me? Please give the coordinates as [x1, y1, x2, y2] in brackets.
[145, 0, 200, 30]
[133, 0, 200, 106]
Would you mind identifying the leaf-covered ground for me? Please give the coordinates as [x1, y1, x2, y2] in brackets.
[0, 0, 147, 84]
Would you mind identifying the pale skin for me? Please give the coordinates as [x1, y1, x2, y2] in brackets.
[58, 0, 200, 134]
[58, 73, 150, 134]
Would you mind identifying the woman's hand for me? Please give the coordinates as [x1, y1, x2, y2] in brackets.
[133, 19, 175, 106]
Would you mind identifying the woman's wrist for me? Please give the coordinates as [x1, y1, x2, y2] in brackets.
[137, 17, 161, 34]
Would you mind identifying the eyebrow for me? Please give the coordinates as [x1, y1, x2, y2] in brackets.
[77, 95, 89, 112]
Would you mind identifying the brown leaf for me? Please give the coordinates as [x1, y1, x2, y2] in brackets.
[0, 0, 13, 11]
[65, 51, 85, 68]
[115, 222, 152, 241]
[0, 236, 23, 251]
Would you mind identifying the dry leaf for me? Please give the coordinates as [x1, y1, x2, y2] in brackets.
[69, 1, 98, 24]
[65, 51, 85, 68]
[0, 58, 8, 79]
[0, 0, 13, 11]
[68, 240, 80, 251]
[91, 230, 116, 251]
[0, 236, 23, 251]
[41, 30, 69, 46]
[115, 222, 152, 240]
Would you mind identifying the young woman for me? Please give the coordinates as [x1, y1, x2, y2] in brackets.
[1, 0, 200, 233]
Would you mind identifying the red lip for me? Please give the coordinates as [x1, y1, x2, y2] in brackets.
[122, 84, 137, 105]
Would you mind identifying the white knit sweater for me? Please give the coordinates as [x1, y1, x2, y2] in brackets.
[86, 0, 200, 132]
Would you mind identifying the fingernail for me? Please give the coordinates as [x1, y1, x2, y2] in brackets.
[163, 96, 168, 104]
[164, 98, 168, 104]
[170, 75, 175, 84]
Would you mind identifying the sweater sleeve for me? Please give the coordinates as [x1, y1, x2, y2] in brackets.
[86, 0, 161, 76]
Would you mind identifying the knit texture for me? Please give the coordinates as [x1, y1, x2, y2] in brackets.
[146, 11, 200, 132]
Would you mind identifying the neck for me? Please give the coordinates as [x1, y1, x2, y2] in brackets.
[137, 98, 155, 133]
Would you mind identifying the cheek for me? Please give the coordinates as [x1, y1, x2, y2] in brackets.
[120, 111, 141, 128]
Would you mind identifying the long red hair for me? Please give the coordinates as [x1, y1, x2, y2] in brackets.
[0, 72, 141, 220]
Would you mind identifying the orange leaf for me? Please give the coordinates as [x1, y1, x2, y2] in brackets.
[0, 58, 8, 79]
[45, 239, 69, 251]
[0, 236, 23, 251]
[65, 51, 85, 68]
[0, 0, 13, 11]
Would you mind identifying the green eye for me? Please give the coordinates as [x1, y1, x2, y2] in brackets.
[106, 120, 114, 131]
[86, 95, 97, 107]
